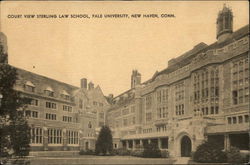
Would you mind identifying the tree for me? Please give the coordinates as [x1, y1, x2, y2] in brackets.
[0, 46, 31, 158]
[142, 143, 161, 158]
[95, 125, 113, 155]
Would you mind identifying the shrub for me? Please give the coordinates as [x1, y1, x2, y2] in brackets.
[241, 152, 250, 163]
[226, 146, 242, 163]
[79, 149, 95, 155]
[142, 143, 161, 158]
[160, 150, 169, 158]
[193, 141, 227, 163]
[226, 146, 249, 163]
[112, 148, 131, 156]
[131, 150, 143, 157]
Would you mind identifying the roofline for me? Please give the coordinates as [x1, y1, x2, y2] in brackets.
[14, 65, 80, 89]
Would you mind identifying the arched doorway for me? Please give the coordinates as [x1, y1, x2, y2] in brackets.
[181, 136, 191, 157]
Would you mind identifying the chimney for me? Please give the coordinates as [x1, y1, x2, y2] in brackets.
[80, 78, 87, 89]
[131, 70, 141, 89]
[88, 82, 94, 90]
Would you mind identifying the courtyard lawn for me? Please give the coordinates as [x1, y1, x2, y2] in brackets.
[5, 155, 176, 165]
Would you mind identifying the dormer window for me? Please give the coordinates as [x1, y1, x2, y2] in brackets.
[44, 87, 54, 97]
[61, 90, 70, 100]
[24, 81, 35, 92]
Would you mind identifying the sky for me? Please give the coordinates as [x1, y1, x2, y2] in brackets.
[0, 1, 249, 96]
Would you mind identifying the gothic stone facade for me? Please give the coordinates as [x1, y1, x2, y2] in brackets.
[14, 68, 109, 151]
[106, 6, 249, 157]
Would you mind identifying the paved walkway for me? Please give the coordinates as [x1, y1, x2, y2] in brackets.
[173, 157, 190, 164]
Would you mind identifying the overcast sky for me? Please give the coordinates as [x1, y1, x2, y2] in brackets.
[1, 1, 249, 96]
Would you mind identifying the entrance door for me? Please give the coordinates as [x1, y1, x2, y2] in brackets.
[85, 142, 89, 150]
[181, 136, 191, 157]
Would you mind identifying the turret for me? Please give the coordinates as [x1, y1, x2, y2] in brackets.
[216, 4, 233, 42]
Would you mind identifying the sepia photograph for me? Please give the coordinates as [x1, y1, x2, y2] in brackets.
[0, 1, 249, 164]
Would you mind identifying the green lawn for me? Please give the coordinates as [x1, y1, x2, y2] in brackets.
[4, 155, 176, 165]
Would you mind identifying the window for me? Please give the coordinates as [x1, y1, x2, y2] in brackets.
[99, 112, 104, 119]
[79, 99, 83, 109]
[66, 130, 79, 145]
[115, 120, 119, 128]
[175, 104, 184, 116]
[63, 105, 72, 112]
[88, 121, 92, 128]
[215, 87, 219, 97]
[48, 128, 62, 144]
[175, 83, 184, 101]
[29, 99, 39, 106]
[211, 107, 214, 114]
[46, 102, 57, 109]
[245, 94, 249, 103]
[205, 107, 209, 115]
[24, 81, 35, 92]
[228, 117, 232, 124]
[132, 117, 136, 124]
[145, 95, 152, 110]
[238, 116, 243, 123]
[162, 89, 168, 102]
[31, 127, 43, 144]
[131, 106, 135, 113]
[215, 106, 219, 114]
[157, 91, 161, 103]
[156, 125, 167, 132]
[232, 117, 237, 124]
[25, 110, 38, 118]
[245, 115, 249, 123]
[232, 90, 238, 105]
[123, 118, 128, 126]
[158, 106, 168, 118]
[46, 113, 56, 120]
[163, 107, 167, 118]
[44, 87, 54, 97]
[231, 57, 249, 105]
[61, 94, 70, 100]
[122, 108, 129, 115]
[158, 108, 162, 118]
[146, 112, 152, 122]
[63, 116, 72, 122]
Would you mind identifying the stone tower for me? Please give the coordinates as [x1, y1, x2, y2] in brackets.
[0, 32, 8, 63]
[216, 4, 233, 42]
[131, 70, 141, 89]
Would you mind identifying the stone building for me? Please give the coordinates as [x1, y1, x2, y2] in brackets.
[106, 5, 249, 157]
[0, 33, 109, 151]
[15, 69, 109, 151]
